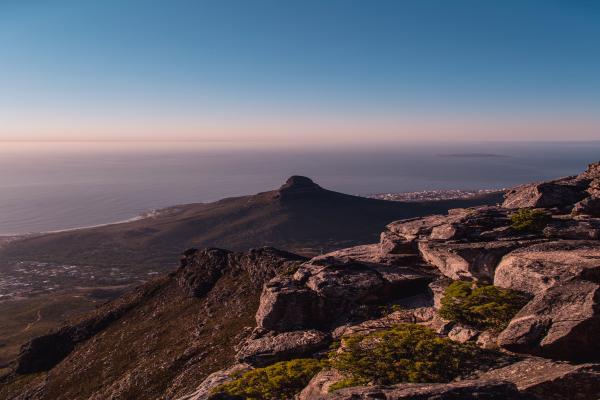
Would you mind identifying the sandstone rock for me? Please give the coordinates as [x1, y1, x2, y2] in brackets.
[256, 258, 434, 332]
[178, 247, 306, 297]
[234, 247, 307, 287]
[322, 380, 524, 399]
[177, 248, 233, 297]
[578, 161, 600, 180]
[429, 278, 451, 310]
[503, 178, 588, 209]
[476, 330, 499, 350]
[589, 178, 600, 196]
[572, 196, 600, 217]
[429, 207, 510, 241]
[379, 230, 416, 255]
[478, 357, 600, 400]
[235, 330, 329, 366]
[176, 363, 252, 400]
[255, 276, 323, 332]
[494, 241, 600, 295]
[447, 324, 479, 343]
[494, 241, 600, 360]
[418, 240, 523, 282]
[331, 310, 424, 339]
[386, 215, 450, 241]
[498, 280, 600, 361]
[543, 217, 600, 240]
[298, 369, 344, 400]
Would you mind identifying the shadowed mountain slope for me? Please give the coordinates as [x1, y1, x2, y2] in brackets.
[0, 176, 503, 270]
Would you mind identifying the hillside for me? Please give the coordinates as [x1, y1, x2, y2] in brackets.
[2, 162, 599, 400]
[0, 177, 502, 368]
[0, 176, 504, 270]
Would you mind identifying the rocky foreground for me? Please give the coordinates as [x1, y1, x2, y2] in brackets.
[2, 163, 600, 400]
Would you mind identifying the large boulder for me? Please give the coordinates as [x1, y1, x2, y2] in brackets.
[497, 280, 600, 361]
[321, 380, 524, 399]
[478, 357, 600, 400]
[235, 329, 329, 366]
[494, 241, 600, 295]
[494, 241, 600, 361]
[572, 196, 600, 217]
[255, 257, 434, 332]
[502, 178, 588, 209]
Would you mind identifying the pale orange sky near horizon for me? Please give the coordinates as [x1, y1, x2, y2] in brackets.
[1, 113, 599, 147]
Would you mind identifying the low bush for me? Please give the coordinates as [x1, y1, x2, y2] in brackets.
[212, 358, 323, 400]
[328, 323, 481, 390]
[439, 281, 529, 330]
[510, 208, 550, 232]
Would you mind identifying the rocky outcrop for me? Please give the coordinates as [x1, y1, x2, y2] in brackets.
[255, 257, 435, 332]
[418, 240, 522, 282]
[298, 369, 344, 400]
[178, 247, 306, 297]
[497, 280, 600, 361]
[176, 363, 252, 400]
[542, 217, 600, 240]
[572, 196, 600, 217]
[320, 380, 525, 399]
[275, 175, 324, 200]
[235, 329, 329, 366]
[502, 178, 588, 209]
[494, 241, 600, 360]
[494, 241, 600, 294]
[478, 357, 600, 400]
[178, 248, 233, 297]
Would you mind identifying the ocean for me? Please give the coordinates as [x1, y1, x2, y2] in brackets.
[0, 141, 598, 235]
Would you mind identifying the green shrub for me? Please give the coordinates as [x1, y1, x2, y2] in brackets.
[328, 324, 481, 389]
[440, 281, 529, 330]
[212, 358, 323, 399]
[510, 208, 550, 232]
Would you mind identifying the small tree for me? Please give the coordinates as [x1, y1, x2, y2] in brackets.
[440, 281, 529, 330]
[329, 324, 482, 390]
[510, 208, 550, 232]
[212, 358, 322, 400]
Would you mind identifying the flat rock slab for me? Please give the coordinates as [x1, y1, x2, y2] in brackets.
[502, 178, 588, 209]
[478, 357, 600, 400]
[418, 240, 524, 282]
[235, 329, 329, 366]
[255, 257, 434, 332]
[494, 241, 600, 295]
[322, 380, 525, 400]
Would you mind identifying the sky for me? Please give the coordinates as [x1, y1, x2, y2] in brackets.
[0, 0, 599, 146]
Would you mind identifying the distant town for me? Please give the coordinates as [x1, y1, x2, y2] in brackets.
[367, 188, 505, 202]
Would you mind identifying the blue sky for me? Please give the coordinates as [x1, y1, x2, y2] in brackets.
[0, 0, 599, 145]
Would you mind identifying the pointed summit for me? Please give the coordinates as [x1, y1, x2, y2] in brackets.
[276, 176, 323, 199]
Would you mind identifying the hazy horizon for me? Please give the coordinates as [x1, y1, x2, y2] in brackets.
[1, 1, 599, 144]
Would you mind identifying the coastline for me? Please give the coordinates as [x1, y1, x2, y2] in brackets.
[0, 188, 505, 241]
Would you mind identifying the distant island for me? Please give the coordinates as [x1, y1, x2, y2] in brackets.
[437, 153, 510, 158]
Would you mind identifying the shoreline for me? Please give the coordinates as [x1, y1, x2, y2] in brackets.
[0, 188, 505, 241]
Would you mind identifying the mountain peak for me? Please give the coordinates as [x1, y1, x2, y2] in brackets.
[276, 176, 324, 200]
